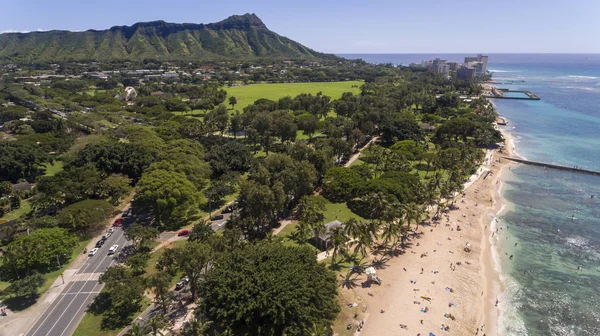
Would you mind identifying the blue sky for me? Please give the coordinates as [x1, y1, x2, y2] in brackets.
[1, 0, 599, 53]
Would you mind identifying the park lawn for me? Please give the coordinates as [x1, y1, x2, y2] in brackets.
[171, 110, 205, 119]
[145, 240, 187, 277]
[44, 161, 64, 176]
[349, 158, 365, 167]
[275, 221, 319, 253]
[296, 130, 324, 141]
[253, 149, 268, 158]
[0, 199, 31, 221]
[226, 81, 362, 111]
[73, 297, 151, 336]
[323, 199, 364, 224]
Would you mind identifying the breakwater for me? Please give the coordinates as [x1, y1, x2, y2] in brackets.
[503, 156, 600, 176]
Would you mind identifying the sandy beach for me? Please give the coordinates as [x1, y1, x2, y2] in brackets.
[347, 134, 515, 336]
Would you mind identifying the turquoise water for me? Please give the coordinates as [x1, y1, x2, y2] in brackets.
[341, 54, 600, 335]
[489, 56, 600, 336]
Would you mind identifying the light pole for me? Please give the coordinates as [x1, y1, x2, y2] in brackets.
[56, 253, 67, 284]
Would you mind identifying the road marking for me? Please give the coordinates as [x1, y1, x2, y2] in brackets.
[70, 272, 102, 282]
[43, 229, 126, 336]
[61, 291, 102, 295]
[25, 251, 101, 336]
[59, 231, 127, 336]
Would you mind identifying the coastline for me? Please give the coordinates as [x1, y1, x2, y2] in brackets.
[352, 130, 516, 336]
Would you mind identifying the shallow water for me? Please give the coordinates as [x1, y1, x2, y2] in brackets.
[483, 55, 600, 336]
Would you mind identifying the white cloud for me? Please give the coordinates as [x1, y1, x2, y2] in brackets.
[1, 29, 30, 33]
[1, 29, 48, 34]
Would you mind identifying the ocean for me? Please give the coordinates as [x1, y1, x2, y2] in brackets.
[339, 54, 600, 335]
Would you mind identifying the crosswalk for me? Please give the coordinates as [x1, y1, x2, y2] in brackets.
[70, 272, 102, 282]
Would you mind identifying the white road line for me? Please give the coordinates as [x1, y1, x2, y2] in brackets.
[59, 231, 127, 336]
[25, 247, 102, 336]
[61, 292, 102, 295]
[45, 229, 126, 336]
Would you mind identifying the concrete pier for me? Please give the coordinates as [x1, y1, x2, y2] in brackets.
[503, 156, 600, 177]
[485, 88, 541, 100]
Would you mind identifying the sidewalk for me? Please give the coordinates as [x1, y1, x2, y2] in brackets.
[0, 195, 134, 336]
[0, 265, 83, 336]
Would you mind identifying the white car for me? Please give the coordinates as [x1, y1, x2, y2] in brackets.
[88, 248, 99, 256]
[108, 245, 119, 255]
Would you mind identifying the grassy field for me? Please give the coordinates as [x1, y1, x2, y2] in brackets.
[145, 240, 187, 276]
[73, 297, 151, 336]
[226, 81, 362, 111]
[323, 199, 365, 224]
[0, 199, 31, 221]
[44, 160, 64, 176]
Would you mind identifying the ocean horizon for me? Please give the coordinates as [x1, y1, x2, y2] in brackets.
[341, 53, 600, 336]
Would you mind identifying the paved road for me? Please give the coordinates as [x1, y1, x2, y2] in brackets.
[25, 227, 129, 336]
[209, 213, 231, 231]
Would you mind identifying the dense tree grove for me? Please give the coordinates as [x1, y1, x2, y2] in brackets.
[200, 241, 339, 336]
[0, 58, 503, 333]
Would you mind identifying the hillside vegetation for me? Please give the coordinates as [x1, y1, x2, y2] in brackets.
[0, 14, 338, 63]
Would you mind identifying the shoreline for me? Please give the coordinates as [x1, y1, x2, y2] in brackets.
[351, 131, 516, 336]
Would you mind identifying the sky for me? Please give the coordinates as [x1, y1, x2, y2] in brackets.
[1, 0, 599, 53]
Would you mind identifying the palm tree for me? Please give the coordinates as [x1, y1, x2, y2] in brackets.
[343, 218, 362, 241]
[126, 323, 149, 336]
[182, 317, 213, 336]
[305, 322, 328, 336]
[148, 315, 169, 336]
[352, 221, 374, 260]
[380, 220, 401, 248]
[329, 226, 348, 265]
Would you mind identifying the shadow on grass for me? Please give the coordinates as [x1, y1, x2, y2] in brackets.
[88, 292, 141, 331]
[2, 293, 39, 311]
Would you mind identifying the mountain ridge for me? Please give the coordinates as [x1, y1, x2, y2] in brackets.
[0, 14, 337, 63]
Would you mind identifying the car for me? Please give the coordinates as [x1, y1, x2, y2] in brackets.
[88, 248, 99, 256]
[175, 277, 189, 290]
[211, 214, 224, 221]
[113, 218, 123, 227]
[105, 232, 112, 239]
[221, 206, 234, 214]
[95, 240, 104, 248]
[101, 235, 107, 241]
[108, 245, 119, 255]
[177, 229, 189, 236]
[109, 227, 115, 233]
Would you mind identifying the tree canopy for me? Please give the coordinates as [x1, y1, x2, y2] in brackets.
[200, 241, 339, 335]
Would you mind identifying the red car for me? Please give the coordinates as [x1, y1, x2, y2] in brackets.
[113, 218, 123, 227]
[177, 229, 189, 236]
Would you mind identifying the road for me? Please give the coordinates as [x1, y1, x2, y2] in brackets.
[25, 227, 129, 336]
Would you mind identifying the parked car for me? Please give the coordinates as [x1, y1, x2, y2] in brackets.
[175, 277, 189, 290]
[109, 227, 115, 233]
[105, 232, 112, 239]
[108, 245, 119, 255]
[95, 240, 104, 248]
[177, 229, 189, 236]
[88, 248, 99, 256]
[113, 218, 123, 227]
[101, 235, 107, 241]
[221, 206, 234, 214]
[211, 214, 224, 221]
